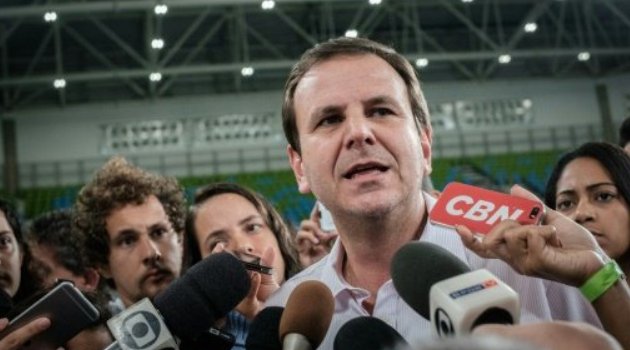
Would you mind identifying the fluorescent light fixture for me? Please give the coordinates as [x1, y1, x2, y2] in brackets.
[415, 58, 429, 68]
[241, 66, 254, 77]
[498, 54, 511, 64]
[154, 4, 168, 15]
[53, 78, 66, 89]
[261, 0, 275, 10]
[577, 51, 591, 61]
[44, 11, 57, 22]
[149, 72, 163, 82]
[345, 29, 358, 38]
[151, 38, 165, 50]
[524, 22, 537, 33]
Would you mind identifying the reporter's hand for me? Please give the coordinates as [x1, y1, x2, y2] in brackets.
[0, 317, 51, 350]
[456, 184, 608, 286]
[473, 322, 622, 350]
[296, 206, 338, 267]
[213, 244, 281, 320]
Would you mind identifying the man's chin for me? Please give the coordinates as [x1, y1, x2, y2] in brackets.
[142, 275, 176, 298]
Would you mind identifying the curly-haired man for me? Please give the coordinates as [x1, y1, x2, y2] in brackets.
[74, 156, 186, 307]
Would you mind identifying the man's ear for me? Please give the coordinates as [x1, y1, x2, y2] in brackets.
[287, 145, 311, 194]
[81, 268, 101, 292]
[420, 126, 433, 176]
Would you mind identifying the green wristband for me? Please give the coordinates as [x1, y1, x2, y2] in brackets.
[579, 261, 626, 302]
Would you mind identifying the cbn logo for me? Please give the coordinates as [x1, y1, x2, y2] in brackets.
[121, 311, 162, 349]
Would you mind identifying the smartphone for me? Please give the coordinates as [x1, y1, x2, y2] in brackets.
[429, 182, 544, 236]
[239, 252, 273, 275]
[317, 201, 336, 232]
[0, 281, 100, 350]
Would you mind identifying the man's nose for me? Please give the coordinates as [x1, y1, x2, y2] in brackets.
[140, 236, 162, 264]
[344, 111, 376, 150]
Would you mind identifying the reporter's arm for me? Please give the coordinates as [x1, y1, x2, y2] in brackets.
[590, 278, 630, 350]
[456, 185, 630, 349]
[474, 321, 622, 350]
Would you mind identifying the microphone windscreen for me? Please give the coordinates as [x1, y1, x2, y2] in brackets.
[0, 288, 13, 318]
[391, 241, 470, 319]
[333, 316, 409, 350]
[245, 306, 284, 350]
[279, 280, 334, 348]
[154, 252, 251, 341]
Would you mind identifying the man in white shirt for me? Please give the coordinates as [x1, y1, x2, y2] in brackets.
[266, 37, 602, 348]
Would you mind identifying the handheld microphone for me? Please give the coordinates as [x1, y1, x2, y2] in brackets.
[279, 280, 334, 350]
[333, 317, 409, 350]
[391, 241, 520, 337]
[245, 306, 284, 350]
[107, 252, 251, 349]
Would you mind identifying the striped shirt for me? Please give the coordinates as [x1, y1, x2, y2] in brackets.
[265, 192, 601, 349]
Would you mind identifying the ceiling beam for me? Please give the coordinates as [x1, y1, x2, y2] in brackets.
[3, 47, 630, 88]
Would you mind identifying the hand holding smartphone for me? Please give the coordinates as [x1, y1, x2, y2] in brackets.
[0, 281, 100, 350]
[429, 182, 544, 236]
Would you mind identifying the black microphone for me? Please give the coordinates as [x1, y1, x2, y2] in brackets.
[333, 317, 409, 350]
[245, 306, 284, 350]
[391, 242, 519, 337]
[107, 252, 251, 349]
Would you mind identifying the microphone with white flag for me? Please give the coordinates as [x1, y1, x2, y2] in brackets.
[391, 241, 520, 338]
[105, 252, 251, 350]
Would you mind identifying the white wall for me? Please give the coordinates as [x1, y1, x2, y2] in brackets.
[6, 74, 629, 165]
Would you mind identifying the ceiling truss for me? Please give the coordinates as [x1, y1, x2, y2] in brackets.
[0, 0, 629, 111]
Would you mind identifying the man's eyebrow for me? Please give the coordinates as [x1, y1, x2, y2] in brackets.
[365, 95, 398, 105]
[311, 105, 344, 118]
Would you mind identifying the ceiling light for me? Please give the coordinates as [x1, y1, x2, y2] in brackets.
[241, 66, 254, 77]
[577, 51, 591, 61]
[524, 22, 537, 33]
[498, 54, 511, 64]
[261, 0, 275, 10]
[53, 78, 66, 89]
[369, 0, 382, 5]
[415, 58, 429, 68]
[151, 38, 165, 50]
[345, 29, 358, 38]
[154, 4, 168, 15]
[149, 72, 162, 82]
[462, 0, 474, 3]
[44, 11, 57, 22]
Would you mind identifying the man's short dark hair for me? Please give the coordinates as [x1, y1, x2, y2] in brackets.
[27, 209, 89, 277]
[282, 36, 431, 154]
[74, 156, 186, 269]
